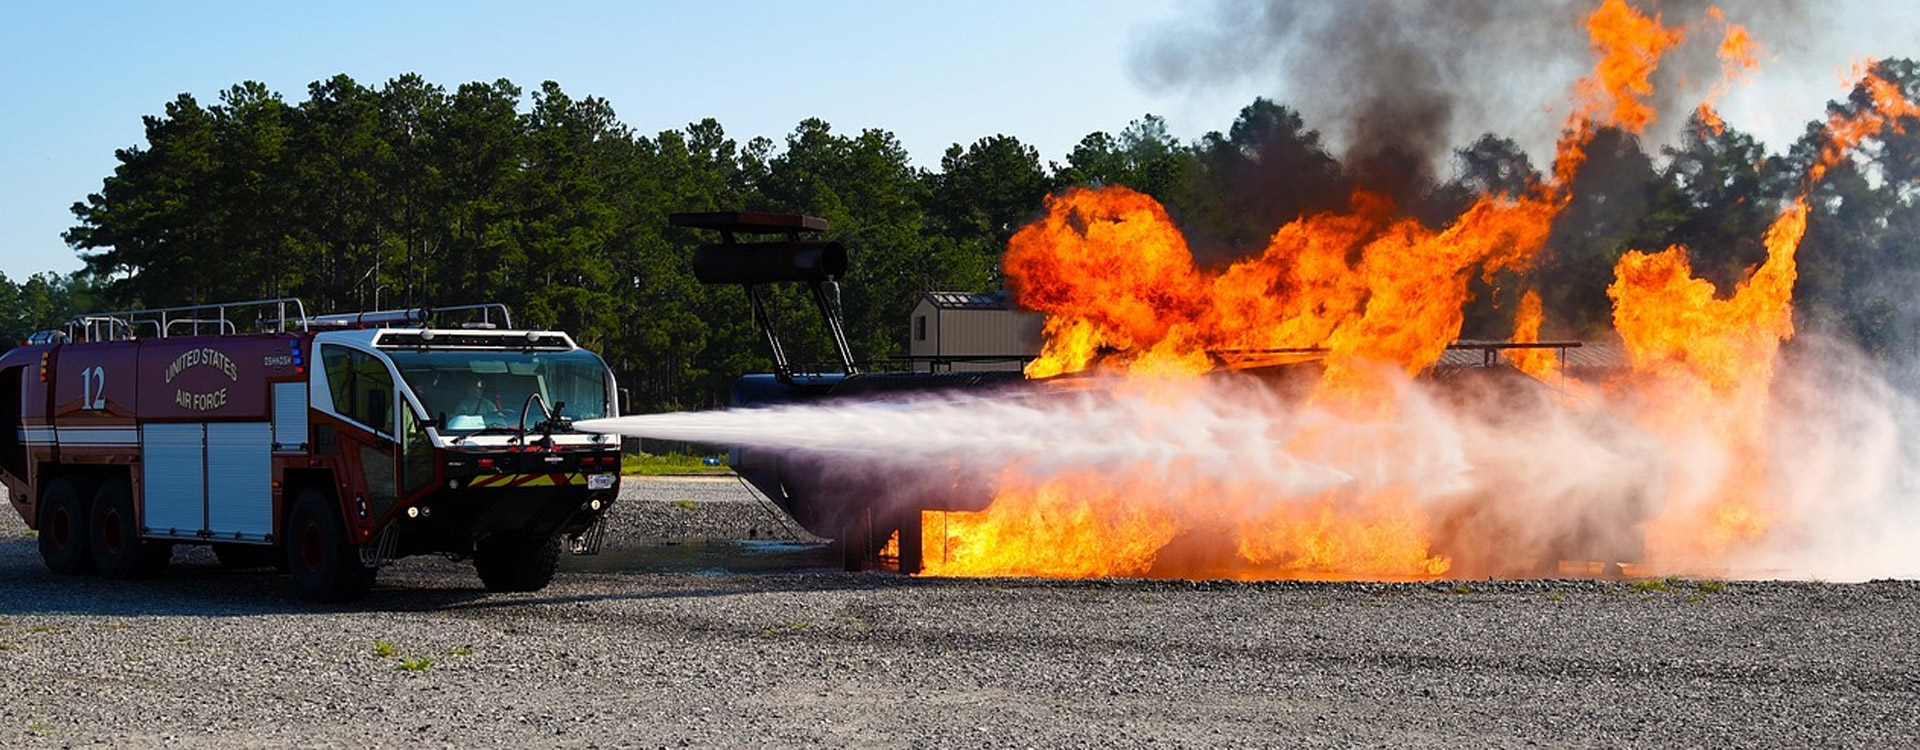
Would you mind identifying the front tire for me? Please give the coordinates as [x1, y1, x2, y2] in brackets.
[89, 478, 171, 579]
[37, 477, 92, 575]
[472, 533, 560, 592]
[286, 489, 376, 602]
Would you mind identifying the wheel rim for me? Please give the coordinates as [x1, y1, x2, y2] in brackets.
[299, 520, 324, 572]
[99, 507, 123, 554]
[48, 505, 70, 548]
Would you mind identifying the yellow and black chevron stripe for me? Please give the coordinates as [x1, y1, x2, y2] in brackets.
[467, 473, 589, 489]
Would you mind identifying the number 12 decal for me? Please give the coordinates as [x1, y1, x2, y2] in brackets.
[80, 366, 106, 410]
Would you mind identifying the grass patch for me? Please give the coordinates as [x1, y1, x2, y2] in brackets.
[372, 640, 397, 658]
[1630, 577, 1678, 594]
[1699, 580, 1727, 593]
[673, 499, 699, 510]
[400, 656, 434, 672]
[621, 452, 730, 476]
[25, 626, 59, 634]
[25, 720, 50, 736]
[0, 642, 14, 651]
[445, 646, 473, 656]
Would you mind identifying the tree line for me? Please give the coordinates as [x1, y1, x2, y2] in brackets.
[14, 61, 1920, 409]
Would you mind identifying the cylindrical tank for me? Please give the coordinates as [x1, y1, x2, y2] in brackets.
[692, 242, 847, 285]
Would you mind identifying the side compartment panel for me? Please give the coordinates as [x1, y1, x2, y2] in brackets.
[207, 422, 273, 542]
[271, 381, 308, 452]
[140, 423, 205, 538]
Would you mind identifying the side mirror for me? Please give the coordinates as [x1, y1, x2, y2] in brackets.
[618, 387, 632, 416]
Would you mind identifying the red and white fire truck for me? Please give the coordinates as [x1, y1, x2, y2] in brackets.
[0, 298, 623, 601]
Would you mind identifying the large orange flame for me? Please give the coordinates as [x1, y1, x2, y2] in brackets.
[1507, 290, 1559, 381]
[1576, 0, 1685, 133]
[1607, 200, 1805, 561]
[1603, 64, 1917, 568]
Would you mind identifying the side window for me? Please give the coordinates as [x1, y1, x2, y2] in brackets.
[400, 406, 435, 494]
[321, 345, 395, 436]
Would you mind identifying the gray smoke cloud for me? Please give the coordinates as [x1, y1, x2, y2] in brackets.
[1131, 0, 1815, 176]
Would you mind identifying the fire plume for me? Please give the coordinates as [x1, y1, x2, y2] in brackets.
[1009, 185, 1560, 400]
[927, 0, 1708, 582]
[1575, 0, 1684, 134]
[1695, 7, 1761, 135]
[1506, 290, 1558, 381]
[1603, 59, 1918, 566]
[1809, 66, 1920, 185]
[921, 472, 1179, 579]
[1605, 202, 1805, 560]
[905, 3, 1920, 582]
[1003, 188, 1207, 379]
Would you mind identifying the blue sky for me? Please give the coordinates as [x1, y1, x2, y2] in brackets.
[1, 1, 1913, 282]
[0, 1, 1218, 280]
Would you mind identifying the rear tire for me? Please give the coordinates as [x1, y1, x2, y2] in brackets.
[89, 478, 171, 579]
[286, 489, 376, 602]
[37, 477, 92, 575]
[472, 533, 560, 592]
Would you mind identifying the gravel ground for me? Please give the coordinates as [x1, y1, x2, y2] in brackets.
[0, 476, 1916, 748]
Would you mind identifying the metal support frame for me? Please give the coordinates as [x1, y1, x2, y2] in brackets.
[808, 281, 858, 377]
[567, 515, 607, 556]
[745, 284, 793, 383]
[670, 211, 855, 385]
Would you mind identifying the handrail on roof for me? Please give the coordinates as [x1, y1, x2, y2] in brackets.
[63, 298, 310, 343]
[55, 298, 521, 343]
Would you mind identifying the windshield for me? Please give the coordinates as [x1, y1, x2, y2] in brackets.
[387, 347, 612, 432]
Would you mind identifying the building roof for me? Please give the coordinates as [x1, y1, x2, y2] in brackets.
[922, 290, 1017, 310]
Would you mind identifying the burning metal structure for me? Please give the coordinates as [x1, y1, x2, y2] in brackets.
[582, 0, 1920, 583]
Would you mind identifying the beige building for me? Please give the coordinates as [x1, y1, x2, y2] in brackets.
[907, 291, 1043, 372]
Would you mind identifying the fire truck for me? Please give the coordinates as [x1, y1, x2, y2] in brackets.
[0, 298, 623, 601]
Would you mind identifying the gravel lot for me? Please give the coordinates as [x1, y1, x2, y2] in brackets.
[0, 476, 1915, 748]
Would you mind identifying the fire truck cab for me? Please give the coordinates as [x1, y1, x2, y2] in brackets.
[0, 298, 623, 601]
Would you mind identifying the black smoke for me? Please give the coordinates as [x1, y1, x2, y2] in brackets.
[1132, 0, 1812, 191]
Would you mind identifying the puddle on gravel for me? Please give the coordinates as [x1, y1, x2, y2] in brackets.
[569, 540, 841, 576]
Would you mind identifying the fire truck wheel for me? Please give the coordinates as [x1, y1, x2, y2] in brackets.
[472, 533, 561, 592]
[89, 478, 171, 579]
[286, 489, 376, 602]
[37, 477, 93, 575]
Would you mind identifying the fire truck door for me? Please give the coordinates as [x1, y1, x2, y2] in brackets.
[317, 345, 402, 520]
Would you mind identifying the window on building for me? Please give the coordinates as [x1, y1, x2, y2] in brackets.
[914, 315, 927, 342]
